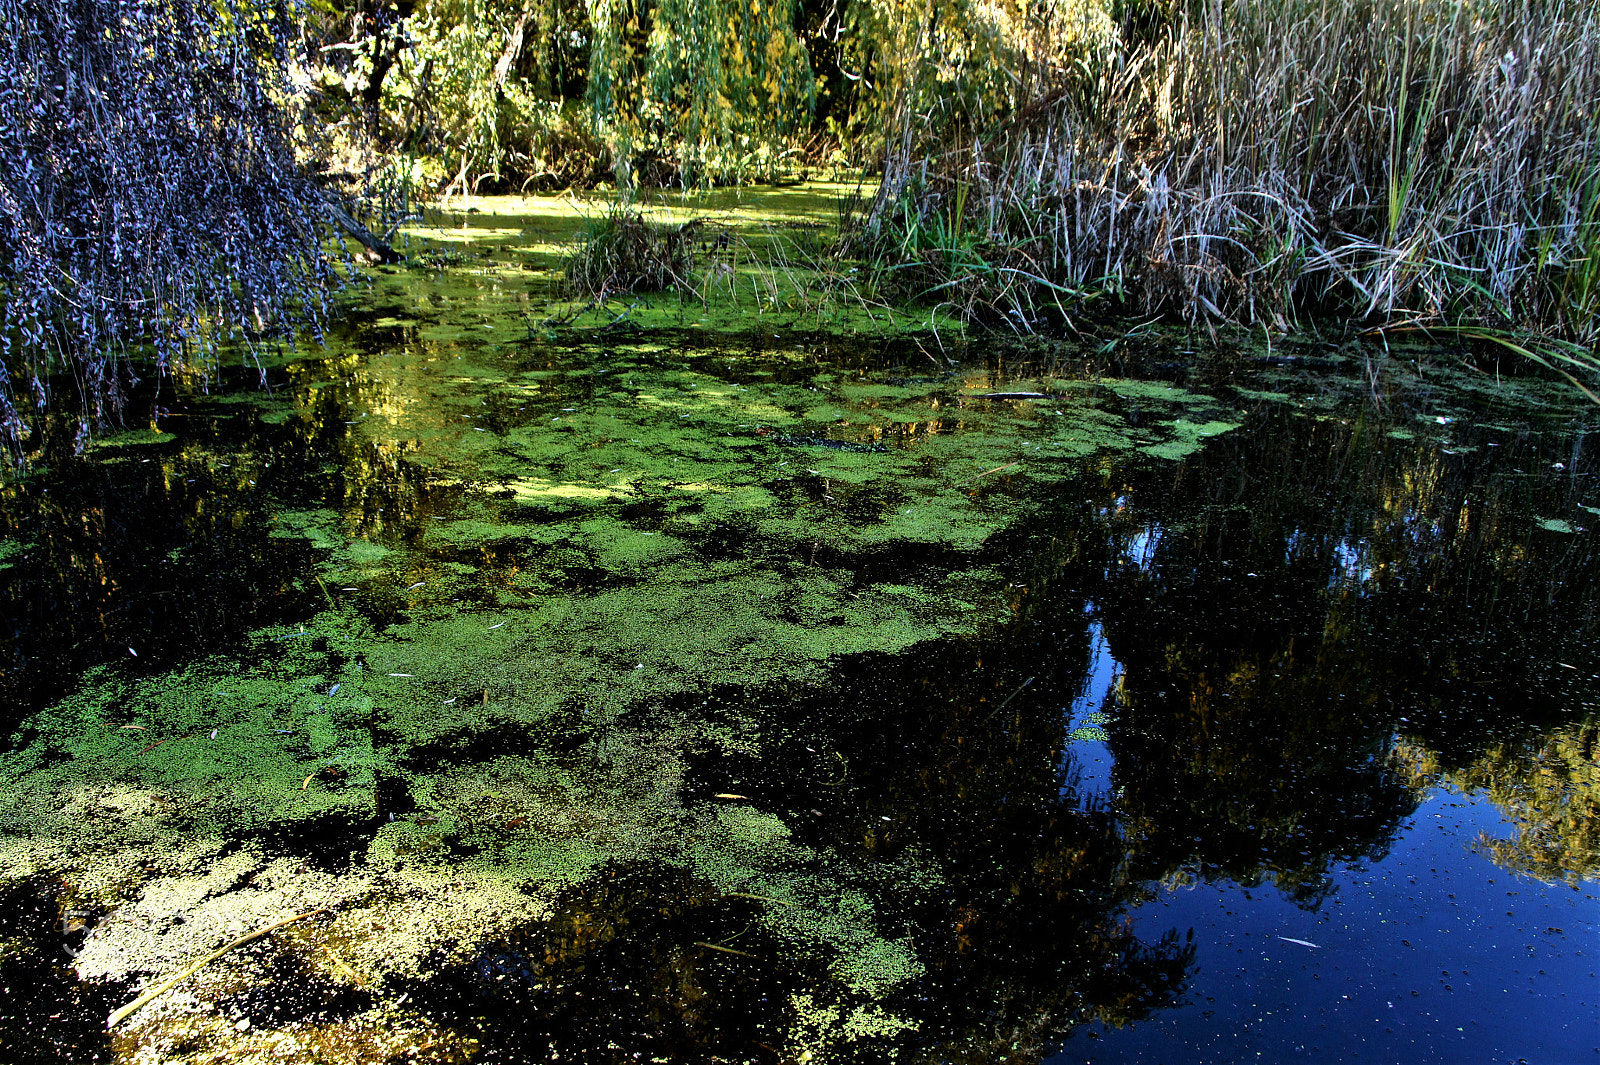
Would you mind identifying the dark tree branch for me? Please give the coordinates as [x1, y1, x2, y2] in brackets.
[321, 192, 402, 263]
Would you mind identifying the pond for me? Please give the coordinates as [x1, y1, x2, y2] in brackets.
[1, 192, 1596, 1064]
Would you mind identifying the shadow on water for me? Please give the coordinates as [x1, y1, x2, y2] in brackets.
[408, 607, 1200, 1062]
[0, 357, 468, 729]
[0, 877, 127, 1061]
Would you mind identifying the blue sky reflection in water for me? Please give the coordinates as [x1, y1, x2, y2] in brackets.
[1052, 459, 1599, 1065]
[1057, 713, 1598, 1063]
[1059, 612, 1118, 805]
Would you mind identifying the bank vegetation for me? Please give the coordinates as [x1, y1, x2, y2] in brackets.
[4, 0, 1600, 457]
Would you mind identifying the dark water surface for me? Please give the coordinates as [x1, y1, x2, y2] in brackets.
[1, 261, 1597, 1063]
[1061, 789, 1596, 1063]
[1049, 402, 1600, 1064]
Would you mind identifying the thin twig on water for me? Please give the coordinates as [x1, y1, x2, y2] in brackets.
[107, 909, 329, 1028]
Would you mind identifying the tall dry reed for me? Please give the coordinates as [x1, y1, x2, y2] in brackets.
[857, 0, 1600, 368]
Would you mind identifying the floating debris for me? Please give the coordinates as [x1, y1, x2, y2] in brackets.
[960, 461, 1021, 484]
[694, 942, 760, 959]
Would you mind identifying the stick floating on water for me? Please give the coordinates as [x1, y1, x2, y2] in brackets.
[982, 676, 1037, 722]
[136, 735, 190, 756]
[726, 892, 797, 907]
[106, 908, 328, 1029]
[694, 941, 760, 958]
[959, 461, 1021, 485]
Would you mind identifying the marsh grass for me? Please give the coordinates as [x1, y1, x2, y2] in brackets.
[852, 0, 1600, 382]
[564, 209, 699, 295]
[560, 201, 933, 336]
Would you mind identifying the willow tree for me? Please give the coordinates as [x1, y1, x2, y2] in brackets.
[586, 0, 816, 185]
[837, 0, 1115, 157]
[0, 0, 335, 459]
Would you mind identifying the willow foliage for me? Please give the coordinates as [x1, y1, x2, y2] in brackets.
[0, 0, 334, 458]
[586, 0, 816, 184]
[393, 0, 549, 189]
[840, 0, 1115, 152]
[308, 0, 1115, 188]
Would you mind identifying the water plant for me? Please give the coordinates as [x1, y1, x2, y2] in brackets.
[563, 208, 698, 295]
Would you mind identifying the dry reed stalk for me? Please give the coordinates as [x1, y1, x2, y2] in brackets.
[854, 0, 1600, 377]
[106, 908, 329, 1029]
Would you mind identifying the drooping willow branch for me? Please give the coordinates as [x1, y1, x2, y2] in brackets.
[0, 0, 340, 461]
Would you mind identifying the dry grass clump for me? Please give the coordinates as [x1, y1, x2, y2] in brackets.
[565, 210, 698, 296]
[855, 0, 1600, 373]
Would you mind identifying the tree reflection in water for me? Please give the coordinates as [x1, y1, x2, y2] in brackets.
[2, 332, 1596, 1062]
[1082, 399, 1599, 906]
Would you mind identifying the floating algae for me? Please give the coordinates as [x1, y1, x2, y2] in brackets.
[0, 193, 1352, 1063]
[1138, 417, 1244, 461]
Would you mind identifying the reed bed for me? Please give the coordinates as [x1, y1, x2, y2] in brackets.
[854, 0, 1600, 376]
